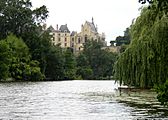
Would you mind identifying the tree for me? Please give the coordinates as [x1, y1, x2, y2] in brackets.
[0, 0, 50, 79]
[102, 51, 117, 78]
[155, 80, 168, 105]
[2, 34, 44, 81]
[139, 0, 168, 13]
[110, 41, 115, 46]
[45, 45, 65, 80]
[6, 34, 30, 80]
[0, 0, 48, 40]
[63, 48, 77, 80]
[31, 29, 53, 75]
[113, 27, 131, 46]
[77, 40, 117, 80]
[76, 53, 93, 79]
[139, 0, 153, 4]
[115, 1, 168, 88]
[0, 40, 11, 80]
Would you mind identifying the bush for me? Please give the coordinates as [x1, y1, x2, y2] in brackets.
[155, 80, 168, 105]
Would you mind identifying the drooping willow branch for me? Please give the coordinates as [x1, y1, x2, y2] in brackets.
[139, 0, 153, 4]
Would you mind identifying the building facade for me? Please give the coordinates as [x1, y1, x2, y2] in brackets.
[50, 18, 106, 53]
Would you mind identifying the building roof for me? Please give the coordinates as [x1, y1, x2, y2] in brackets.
[47, 25, 55, 32]
[86, 21, 97, 33]
[59, 24, 70, 33]
[71, 31, 77, 36]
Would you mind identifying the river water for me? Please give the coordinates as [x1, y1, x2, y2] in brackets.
[0, 80, 167, 120]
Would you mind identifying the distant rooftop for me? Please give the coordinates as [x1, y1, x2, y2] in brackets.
[85, 18, 97, 33]
[59, 24, 70, 33]
[71, 31, 77, 36]
[48, 25, 56, 32]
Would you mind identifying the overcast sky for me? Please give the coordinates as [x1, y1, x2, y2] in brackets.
[32, 0, 142, 45]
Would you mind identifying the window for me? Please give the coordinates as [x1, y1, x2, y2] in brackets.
[65, 43, 67, 47]
[71, 43, 74, 47]
[78, 38, 81, 43]
[65, 33, 67, 36]
[85, 35, 87, 42]
[72, 38, 74, 42]
[58, 33, 60, 36]
[52, 37, 55, 41]
[65, 38, 67, 42]
[79, 47, 81, 51]
[58, 37, 61, 42]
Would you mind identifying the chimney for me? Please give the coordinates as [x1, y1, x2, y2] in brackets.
[81, 24, 83, 32]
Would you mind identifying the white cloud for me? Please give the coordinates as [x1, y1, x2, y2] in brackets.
[32, 0, 142, 45]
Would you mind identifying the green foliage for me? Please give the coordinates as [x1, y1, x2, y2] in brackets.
[76, 52, 93, 79]
[0, 0, 67, 81]
[0, 40, 11, 79]
[155, 80, 168, 105]
[76, 67, 93, 80]
[139, 0, 168, 13]
[119, 45, 129, 53]
[115, 5, 167, 88]
[0, 0, 48, 39]
[103, 51, 118, 78]
[63, 48, 76, 80]
[77, 40, 117, 80]
[0, 34, 44, 81]
[45, 45, 65, 80]
[111, 27, 131, 46]
[31, 29, 53, 75]
[0, 0, 49, 79]
[28, 61, 44, 81]
[139, 0, 153, 4]
[115, 1, 168, 90]
[0, 0, 117, 81]
[6, 34, 30, 80]
[20, 60, 44, 81]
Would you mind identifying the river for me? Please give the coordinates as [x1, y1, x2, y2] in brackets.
[0, 80, 167, 120]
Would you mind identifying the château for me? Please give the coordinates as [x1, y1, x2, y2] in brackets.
[48, 18, 106, 53]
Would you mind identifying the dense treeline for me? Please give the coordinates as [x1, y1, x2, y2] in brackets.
[0, 0, 48, 81]
[0, 34, 44, 81]
[77, 40, 117, 80]
[0, 0, 117, 81]
[115, 0, 168, 105]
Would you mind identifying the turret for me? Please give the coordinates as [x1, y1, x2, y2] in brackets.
[81, 24, 83, 32]
[56, 24, 58, 30]
[92, 17, 94, 24]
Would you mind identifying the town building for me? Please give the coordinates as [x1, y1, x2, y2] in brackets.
[49, 18, 106, 54]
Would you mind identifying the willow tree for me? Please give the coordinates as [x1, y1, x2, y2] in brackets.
[115, 1, 168, 88]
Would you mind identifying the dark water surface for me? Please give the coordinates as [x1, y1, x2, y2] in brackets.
[0, 80, 167, 120]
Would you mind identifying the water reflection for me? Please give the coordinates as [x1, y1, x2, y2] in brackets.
[0, 80, 167, 120]
[116, 89, 168, 119]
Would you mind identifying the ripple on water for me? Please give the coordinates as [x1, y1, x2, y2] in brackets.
[0, 80, 167, 120]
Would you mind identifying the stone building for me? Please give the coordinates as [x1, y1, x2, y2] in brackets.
[50, 18, 106, 53]
[50, 24, 71, 48]
[101, 46, 121, 53]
